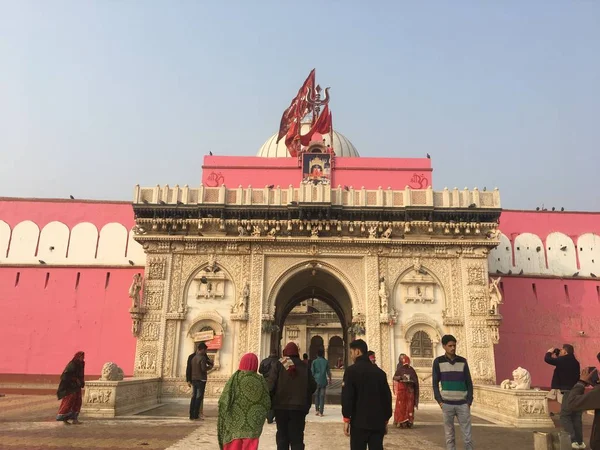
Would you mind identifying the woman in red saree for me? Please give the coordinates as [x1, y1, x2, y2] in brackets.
[56, 351, 85, 424]
[393, 354, 419, 428]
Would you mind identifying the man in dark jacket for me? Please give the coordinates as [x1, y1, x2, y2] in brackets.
[342, 339, 392, 450]
[189, 342, 213, 420]
[545, 344, 583, 448]
[260, 348, 280, 424]
[267, 342, 317, 449]
[567, 367, 600, 450]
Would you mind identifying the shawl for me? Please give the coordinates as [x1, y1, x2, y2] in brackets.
[281, 342, 299, 377]
[57, 351, 85, 400]
[393, 355, 420, 407]
[217, 354, 271, 449]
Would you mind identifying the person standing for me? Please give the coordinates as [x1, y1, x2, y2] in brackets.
[260, 348, 280, 424]
[267, 342, 316, 450]
[217, 353, 271, 450]
[393, 354, 419, 428]
[56, 351, 85, 425]
[567, 367, 600, 450]
[432, 335, 474, 450]
[311, 348, 332, 417]
[342, 339, 392, 450]
[186, 344, 205, 419]
[189, 342, 213, 420]
[545, 344, 583, 448]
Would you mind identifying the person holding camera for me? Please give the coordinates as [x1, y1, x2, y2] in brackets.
[545, 344, 583, 448]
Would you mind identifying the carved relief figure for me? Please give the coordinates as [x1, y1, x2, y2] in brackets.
[128, 274, 143, 309]
[311, 228, 319, 238]
[489, 277, 503, 314]
[379, 277, 389, 313]
[382, 226, 393, 239]
[233, 279, 250, 314]
[268, 227, 277, 237]
[368, 226, 378, 239]
[501, 367, 532, 390]
[251, 226, 261, 237]
[238, 225, 247, 236]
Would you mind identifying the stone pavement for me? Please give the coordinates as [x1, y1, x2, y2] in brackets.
[0, 394, 594, 450]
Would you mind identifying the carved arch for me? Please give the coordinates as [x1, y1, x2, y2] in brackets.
[183, 262, 237, 308]
[266, 259, 360, 315]
[403, 313, 443, 345]
[187, 310, 226, 373]
[392, 264, 448, 309]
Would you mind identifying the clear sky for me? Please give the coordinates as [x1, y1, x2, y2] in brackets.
[1, 1, 598, 211]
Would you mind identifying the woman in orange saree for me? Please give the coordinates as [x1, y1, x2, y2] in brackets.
[393, 354, 419, 428]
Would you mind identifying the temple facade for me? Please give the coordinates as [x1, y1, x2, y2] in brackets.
[129, 154, 503, 401]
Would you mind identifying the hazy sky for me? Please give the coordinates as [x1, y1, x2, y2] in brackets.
[1, 1, 599, 211]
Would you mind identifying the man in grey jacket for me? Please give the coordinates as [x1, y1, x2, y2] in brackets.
[568, 367, 600, 450]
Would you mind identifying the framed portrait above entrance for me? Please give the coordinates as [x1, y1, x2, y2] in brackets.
[302, 153, 331, 185]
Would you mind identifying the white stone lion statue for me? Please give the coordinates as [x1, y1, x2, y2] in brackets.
[100, 362, 124, 381]
[501, 367, 531, 390]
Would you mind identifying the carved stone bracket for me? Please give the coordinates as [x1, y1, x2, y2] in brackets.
[129, 307, 147, 337]
[230, 313, 248, 322]
[165, 312, 187, 320]
[442, 317, 464, 327]
[486, 316, 502, 344]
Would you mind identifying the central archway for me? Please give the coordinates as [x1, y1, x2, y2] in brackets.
[271, 264, 354, 367]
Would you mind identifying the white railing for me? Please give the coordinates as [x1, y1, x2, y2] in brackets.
[133, 184, 501, 209]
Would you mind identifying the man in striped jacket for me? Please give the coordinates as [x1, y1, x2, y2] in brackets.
[432, 334, 474, 450]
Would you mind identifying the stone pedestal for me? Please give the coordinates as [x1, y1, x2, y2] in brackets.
[81, 377, 161, 418]
[471, 385, 554, 429]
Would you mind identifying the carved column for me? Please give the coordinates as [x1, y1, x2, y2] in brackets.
[462, 253, 497, 385]
[133, 251, 170, 378]
[246, 246, 264, 354]
[364, 254, 382, 366]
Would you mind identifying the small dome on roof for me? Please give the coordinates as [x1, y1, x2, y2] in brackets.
[257, 126, 360, 158]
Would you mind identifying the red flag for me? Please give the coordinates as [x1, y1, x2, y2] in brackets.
[300, 104, 332, 146]
[284, 120, 300, 157]
[276, 69, 316, 143]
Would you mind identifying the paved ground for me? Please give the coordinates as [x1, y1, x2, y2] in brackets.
[0, 394, 594, 449]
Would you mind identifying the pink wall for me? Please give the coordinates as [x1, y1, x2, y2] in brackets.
[201, 156, 433, 190]
[0, 266, 139, 376]
[494, 276, 600, 387]
[0, 198, 135, 229]
[500, 209, 600, 242]
[495, 209, 600, 385]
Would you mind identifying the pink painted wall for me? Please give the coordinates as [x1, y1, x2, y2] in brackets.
[0, 198, 135, 229]
[0, 266, 139, 375]
[201, 156, 433, 190]
[494, 209, 600, 386]
[494, 276, 600, 387]
[500, 209, 600, 243]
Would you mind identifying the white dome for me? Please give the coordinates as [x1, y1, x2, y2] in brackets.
[257, 127, 360, 158]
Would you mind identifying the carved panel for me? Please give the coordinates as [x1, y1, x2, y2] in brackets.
[136, 345, 158, 375]
[162, 320, 177, 377]
[140, 321, 160, 341]
[469, 289, 488, 316]
[365, 255, 380, 357]
[467, 264, 485, 286]
[144, 283, 164, 310]
[148, 256, 167, 280]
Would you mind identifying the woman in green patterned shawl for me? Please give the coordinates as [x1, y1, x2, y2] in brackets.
[218, 353, 271, 450]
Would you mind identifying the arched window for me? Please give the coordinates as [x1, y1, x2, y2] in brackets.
[410, 331, 433, 358]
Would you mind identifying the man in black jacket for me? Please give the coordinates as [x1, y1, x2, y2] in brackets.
[260, 348, 279, 424]
[545, 344, 583, 448]
[342, 339, 392, 450]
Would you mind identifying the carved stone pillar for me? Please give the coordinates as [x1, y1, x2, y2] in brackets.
[364, 255, 381, 364]
[246, 247, 264, 354]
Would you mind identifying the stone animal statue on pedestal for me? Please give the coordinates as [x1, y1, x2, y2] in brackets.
[100, 362, 124, 381]
[501, 367, 531, 390]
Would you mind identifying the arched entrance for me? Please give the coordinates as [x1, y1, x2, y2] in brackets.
[328, 336, 344, 368]
[309, 335, 324, 361]
[270, 263, 353, 368]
